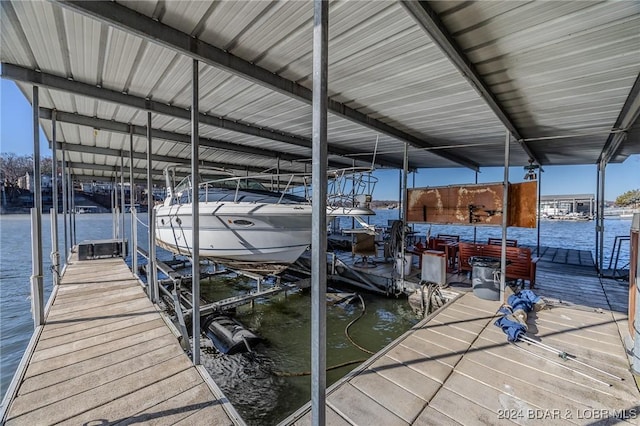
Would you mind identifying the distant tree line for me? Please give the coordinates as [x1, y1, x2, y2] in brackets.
[615, 189, 640, 207]
[0, 153, 53, 186]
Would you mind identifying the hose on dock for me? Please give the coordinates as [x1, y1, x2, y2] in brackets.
[421, 281, 446, 317]
[344, 294, 375, 355]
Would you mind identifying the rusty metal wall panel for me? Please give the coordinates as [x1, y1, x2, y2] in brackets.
[407, 181, 537, 228]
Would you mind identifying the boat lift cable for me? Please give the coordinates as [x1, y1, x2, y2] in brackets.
[344, 294, 375, 355]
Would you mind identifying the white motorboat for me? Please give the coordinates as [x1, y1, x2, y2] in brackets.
[154, 166, 376, 273]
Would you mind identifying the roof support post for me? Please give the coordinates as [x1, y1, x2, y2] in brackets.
[536, 169, 542, 257]
[120, 151, 125, 240]
[311, 0, 328, 424]
[500, 129, 510, 303]
[51, 110, 60, 286]
[596, 159, 607, 275]
[70, 171, 76, 246]
[400, 142, 409, 286]
[61, 147, 69, 261]
[147, 112, 157, 303]
[30, 85, 44, 327]
[191, 58, 201, 366]
[129, 126, 137, 277]
[473, 171, 478, 244]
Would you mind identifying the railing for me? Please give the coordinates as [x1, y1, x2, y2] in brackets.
[163, 165, 377, 208]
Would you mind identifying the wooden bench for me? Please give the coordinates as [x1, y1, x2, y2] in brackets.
[487, 237, 517, 247]
[458, 242, 539, 288]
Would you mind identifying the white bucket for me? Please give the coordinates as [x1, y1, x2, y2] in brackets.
[396, 254, 412, 275]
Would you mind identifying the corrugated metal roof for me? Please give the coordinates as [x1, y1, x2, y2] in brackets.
[1, 0, 639, 183]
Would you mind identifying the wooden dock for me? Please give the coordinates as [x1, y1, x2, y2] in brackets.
[286, 259, 639, 425]
[2, 254, 240, 425]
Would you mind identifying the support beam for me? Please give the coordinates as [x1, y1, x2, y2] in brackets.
[599, 73, 640, 164]
[311, 0, 328, 423]
[38, 107, 357, 168]
[401, 1, 541, 166]
[3, 63, 401, 169]
[48, 1, 479, 171]
[54, 141, 301, 176]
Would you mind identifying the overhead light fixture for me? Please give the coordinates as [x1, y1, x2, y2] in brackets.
[523, 159, 539, 180]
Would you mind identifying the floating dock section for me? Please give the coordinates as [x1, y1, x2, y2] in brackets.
[1, 253, 241, 425]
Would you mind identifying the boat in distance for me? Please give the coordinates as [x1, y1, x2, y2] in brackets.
[154, 166, 377, 273]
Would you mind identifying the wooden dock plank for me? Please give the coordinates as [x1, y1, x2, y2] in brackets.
[327, 382, 408, 426]
[350, 369, 427, 423]
[30, 317, 166, 363]
[412, 406, 463, 426]
[6, 355, 190, 424]
[4, 254, 236, 425]
[58, 366, 208, 425]
[11, 347, 181, 417]
[111, 383, 230, 426]
[35, 310, 159, 350]
[18, 333, 178, 394]
[428, 387, 519, 426]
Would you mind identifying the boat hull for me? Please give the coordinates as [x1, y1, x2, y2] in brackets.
[155, 202, 313, 269]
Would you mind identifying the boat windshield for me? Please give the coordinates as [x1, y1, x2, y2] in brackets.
[174, 173, 268, 195]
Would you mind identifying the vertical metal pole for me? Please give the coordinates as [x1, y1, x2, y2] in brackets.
[191, 58, 201, 365]
[61, 147, 69, 261]
[500, 130, 510, 302]
[311, 1, 328, 423]
[598, 159, 606, 273]
[51, 110, 60, 285]
[595, 164, 600, 272]
[633, 214, 640, 374]
[473, 170, 478, 244]
[30, 86, 44, 327]
[129, 126, 136, 274]
[397, 169, 402, 220]
[147, 112, 156, 302]
[536, 168, 542, 256]
[111, 179, 116, 239]
[132, 206, 138, 275]
[120, 151, 125, 240]
[70, 172, 76, 245]
[400, 143, 408, 283]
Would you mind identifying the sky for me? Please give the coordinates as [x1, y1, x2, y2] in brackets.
[2, 79, 638, 201]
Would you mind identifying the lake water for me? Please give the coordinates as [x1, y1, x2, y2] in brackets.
[0, 211, 634, 423]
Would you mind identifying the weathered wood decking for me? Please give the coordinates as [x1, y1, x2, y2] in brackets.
[287, 258, 639, 425]
[3, 254, 238, 425]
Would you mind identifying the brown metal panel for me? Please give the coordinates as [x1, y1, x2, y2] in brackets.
[407, 181, 537, 228]
[508, 181, 537, 228]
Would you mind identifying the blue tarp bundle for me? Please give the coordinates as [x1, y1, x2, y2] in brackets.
[494, 306, 526, 342]
[494, 290, 543, 342]
[507, 289, 542, 313]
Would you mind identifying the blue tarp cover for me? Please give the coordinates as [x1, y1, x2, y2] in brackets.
[494, 306, 526, 342]
[494, 290, 542, 342]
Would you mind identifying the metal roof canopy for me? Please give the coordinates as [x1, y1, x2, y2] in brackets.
[1, 0, 640, 183]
